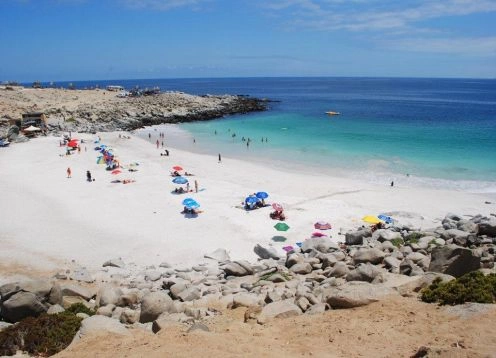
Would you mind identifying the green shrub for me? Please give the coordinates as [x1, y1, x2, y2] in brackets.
[0, 313, 82, 356]
[390, 238, 404, 248]
[421, 271, 496, 305]
[65, 302, 95, 316]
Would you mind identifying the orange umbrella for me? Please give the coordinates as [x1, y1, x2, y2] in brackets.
[111, 169, 122, 175]
[172, 166, 183, 171]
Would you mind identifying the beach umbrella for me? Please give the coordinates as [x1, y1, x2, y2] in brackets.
[67, 140, 79, 148]
[271, 236, 287, 242]
[314, 221, 332, 230]
[111, 169, 122, 175]
[172, 176, 188, 184]
[245, 196, 259, 205]
[172, 166, 183, 171]
[362, 215, 383, 224]
[256, 191, 269, 199]
[311, 232, 327, 237]
[282, 245, 294, 252]
[274, 222, 290, 231]
[378, 214, 393, 224]
[272, 203, 284, 211]
[182, 198, 200, 209]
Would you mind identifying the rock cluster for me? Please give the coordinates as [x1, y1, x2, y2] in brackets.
[0, 88, 269, 136]
[0, 213, 494, 336]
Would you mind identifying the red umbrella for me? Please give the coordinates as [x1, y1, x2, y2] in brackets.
[272, 203, 283, 211]
[172, 166, 183, 171]
[111, 169, 122, 175]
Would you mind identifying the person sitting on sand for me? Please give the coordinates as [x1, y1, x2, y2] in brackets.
[174, 187, 185, 194]
[270, 210, 286, 221]
[171, 170, 180, 177]
[184, 171, 194, 176]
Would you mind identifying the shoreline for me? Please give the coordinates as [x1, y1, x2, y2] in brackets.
[137, 123, 496, 196]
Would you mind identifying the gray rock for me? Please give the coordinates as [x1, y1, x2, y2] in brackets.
[204, 248, 230, 262]
[406, 252, 430, 270]
[372, 229, 402, 242]
[286, 253, 304, 268]
[145, 271, 162, 282]
[345, 228, 371, 245]
[384, 256, 401, 272]
[120, 308, 140, 324]
[353, 248, 385, 265]
[296, 296, 311, 312]
[326, 262, 350, 278]
[70, 268, 94, 283]
[477, 218, 496, 237]
[2, 291, 47, 322]
[159, 261, 172, 268]
[254, 244, 280, 260]
[61, 284, 93, 301]
[0, 279, 52, 302]
[97, 286, 123, 307]
[257, 299, 302, 324]
[170, 283, 188, 299]
[399, 259, 424, 276]
[231, 293, 262, 308]
[457, 219, 477, 233]
[305, 303, 327, 315]
[117, 292, 140, 307]
[96, 304, 115, 317]
[47, 304, 65, 315]
[187, 322, 210, 333]
[346, 263, 384, 283]
[77, 315, 130, 339]
[428, 245, 481, 277]
[48, 283, 62, 305]
[103, 258, 126, 268]
[301, 237, 338, 253]
[323, 282, 396, 309]
[177, 286, 201, 302]
[139, 291, 174, 323]
[223, 261, 254, 276]
[290, 263, 313, 275]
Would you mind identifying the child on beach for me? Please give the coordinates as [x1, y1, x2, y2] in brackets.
[67, 167, 71, 178]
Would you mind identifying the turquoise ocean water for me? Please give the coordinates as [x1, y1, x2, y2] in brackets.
[59, 77, 496, 192]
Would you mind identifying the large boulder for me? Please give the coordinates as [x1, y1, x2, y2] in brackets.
[290, 263, 313, 275]
[139, 291, 174, 323]
[0, 279, 52, 302]
[326, 261, 350, 278]
[301, 237, 338, 253]
[177, 286, 201, 302]
[254, 244, 280, 260]
[1, 291, 47, 322]
[102, 258, 126, 268]
[346, 263, 384, 283]
[257, 299, 302, 324]
[96, 286, 123, 307]
[77, 315, 130, 339]
[323, 282, 396, 309]
[477, 218, 496, 237]
[345, 228, 370, 245]
[223, 261, 254, 277]
[61, 284, 93, 301]
[352, 248, 385, 265]
[441, 229, 471, 246]
[428, 245, 481, 277]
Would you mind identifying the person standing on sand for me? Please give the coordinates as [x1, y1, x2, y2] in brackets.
[391, 181, 394, 187]
[218, 153, 222, 163]
[194, 180, 198, 193]
[67, 167, 71, 178]
[156, 139, 159, 149]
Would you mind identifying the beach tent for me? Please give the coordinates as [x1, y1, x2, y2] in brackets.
[314, 221, 332, 230]
[182, 198, 200, 209]
[172, 176, 188, 184]
[256, 192, 269, 199]
[274, 222, 290, 231]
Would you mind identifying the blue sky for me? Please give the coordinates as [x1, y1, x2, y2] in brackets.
[1, 0, 495, 81]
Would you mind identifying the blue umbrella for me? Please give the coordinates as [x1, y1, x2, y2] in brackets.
[172, 176, 188, 184]
[182, 198, 200, 209]
[378, 214, 393, 224]
[245, 196, 259, 205]
[256, 191, 269, 199]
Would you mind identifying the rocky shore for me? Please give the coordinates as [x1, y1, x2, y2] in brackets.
[0, 87, 269, 135]
[1, 212, 495, 355]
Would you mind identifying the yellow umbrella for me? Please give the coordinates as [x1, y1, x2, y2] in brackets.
[362, 215, 383, 224]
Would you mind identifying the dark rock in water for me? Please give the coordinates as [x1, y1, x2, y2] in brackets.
[428, 245, 481, 277]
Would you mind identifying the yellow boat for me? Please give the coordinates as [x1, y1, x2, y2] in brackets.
[326, 111, 340, 116]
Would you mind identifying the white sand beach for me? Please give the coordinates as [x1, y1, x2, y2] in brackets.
[1, 130, 494, 274]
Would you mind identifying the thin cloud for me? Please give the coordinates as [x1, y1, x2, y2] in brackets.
[381, 36, 496, 55]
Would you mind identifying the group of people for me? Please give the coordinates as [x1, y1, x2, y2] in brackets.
[270, 209, 286, 221]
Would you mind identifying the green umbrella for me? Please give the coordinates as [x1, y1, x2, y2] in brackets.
[274, 222, 290, 231]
